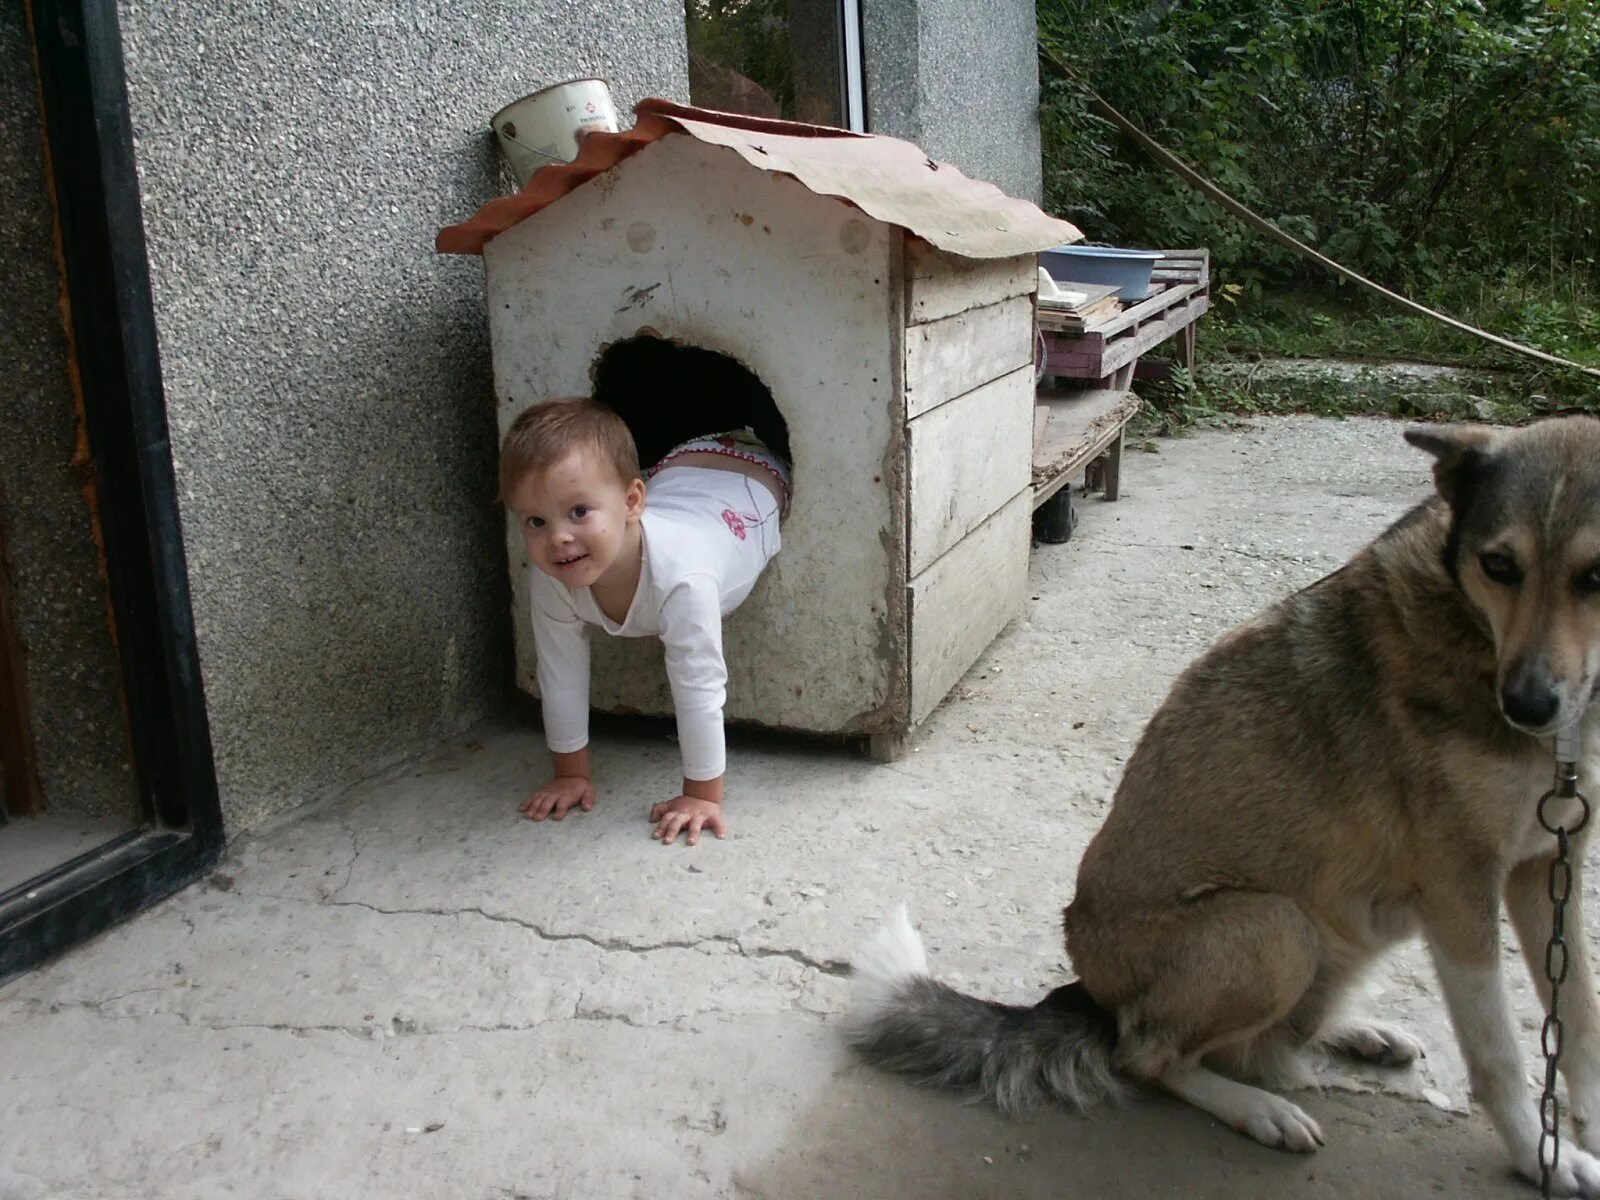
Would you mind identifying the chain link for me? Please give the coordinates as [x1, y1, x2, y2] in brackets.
[1537, 759, 1589, 1199]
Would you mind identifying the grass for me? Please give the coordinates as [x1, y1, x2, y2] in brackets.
[1131, 362, 1544, 443]
[1131, 276, 1600, 438]
[1208, 281, 1600, 370]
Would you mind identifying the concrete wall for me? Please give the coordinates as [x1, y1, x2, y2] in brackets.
[0, 4, 140, 822]
[863, 0, 1043, 204]
[114, 1, 689, 832]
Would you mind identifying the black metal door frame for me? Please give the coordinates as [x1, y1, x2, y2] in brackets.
[1, 0, 223, 983]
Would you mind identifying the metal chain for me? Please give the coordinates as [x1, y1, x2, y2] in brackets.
[1538, 754, 1589, 1198]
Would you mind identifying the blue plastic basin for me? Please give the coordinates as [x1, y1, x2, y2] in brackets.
[1039, 245, 1163, 301]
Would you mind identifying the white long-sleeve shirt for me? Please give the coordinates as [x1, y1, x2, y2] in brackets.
[528, 466, 782, 780]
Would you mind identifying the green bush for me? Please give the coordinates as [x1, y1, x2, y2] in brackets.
[1039, 0, 1600, 298]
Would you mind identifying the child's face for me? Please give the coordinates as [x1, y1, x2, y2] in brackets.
[507, 446, 645, 590]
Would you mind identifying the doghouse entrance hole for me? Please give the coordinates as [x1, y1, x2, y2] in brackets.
[591, 335, 791, 474]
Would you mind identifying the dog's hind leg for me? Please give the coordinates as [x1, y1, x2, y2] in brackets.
[1214, 958, 1394, 1088]
[1086, 890, 1326, 1150]
[1321, 1019, 1426, 1067]
[1205, 1025, 1319, 1091]
[1280, 963, 1425, 1071]
[1268, 945, 1427, 1068]
[1506, 848, 1600, 1159]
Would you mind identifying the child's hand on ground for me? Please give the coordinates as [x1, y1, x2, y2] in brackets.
[520, 776, 596, 822]
[649, 796, 726, 846]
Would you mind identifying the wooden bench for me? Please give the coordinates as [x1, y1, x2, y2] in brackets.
[1029, 251, 1208, 538]
[1037, 249, 1210, 388]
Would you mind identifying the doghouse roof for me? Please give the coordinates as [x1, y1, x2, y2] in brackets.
[436, 98, 1082, 258]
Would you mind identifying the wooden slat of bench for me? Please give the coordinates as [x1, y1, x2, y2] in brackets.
[1042, 282, 1196, 348]
[1097, 293, 1210, 376]
[1031, 386, 1141, 505]
[1150, 248, 1210, 287]
[1085, 282, 1199, 343]
[1037, 344, 1103, 368]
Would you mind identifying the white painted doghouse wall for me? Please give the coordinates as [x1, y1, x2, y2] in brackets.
[484, 135, 1035, 744]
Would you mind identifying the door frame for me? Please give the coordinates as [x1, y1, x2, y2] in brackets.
[840, 0, 866, 132]
[2, 0, 224, 983]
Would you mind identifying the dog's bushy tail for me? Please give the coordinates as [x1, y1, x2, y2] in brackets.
[844, 907, 1125, 1114]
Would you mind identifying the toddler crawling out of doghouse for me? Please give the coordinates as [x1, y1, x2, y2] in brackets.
[500, 398, 790, 846]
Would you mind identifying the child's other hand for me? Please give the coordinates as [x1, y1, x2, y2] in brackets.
[649, 796, 726, 846]
[520, 776, 596, 822]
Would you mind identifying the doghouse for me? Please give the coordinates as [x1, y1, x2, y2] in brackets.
[438, 99, 1081, 758]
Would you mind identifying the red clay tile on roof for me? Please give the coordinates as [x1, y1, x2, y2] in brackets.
[436, 98, 1082, 259]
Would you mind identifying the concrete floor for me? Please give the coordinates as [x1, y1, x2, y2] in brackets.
[0, 416, 1580, 1199]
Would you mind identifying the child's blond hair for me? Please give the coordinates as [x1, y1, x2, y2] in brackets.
[498, 399, 642, 501]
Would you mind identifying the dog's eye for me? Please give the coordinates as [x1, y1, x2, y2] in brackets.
[1578, 566, 1600, 595]
[1479, 552, 1521, 584]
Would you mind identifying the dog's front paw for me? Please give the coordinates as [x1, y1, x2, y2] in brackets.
[1324, 1020, 1425, 1067]
[1522, 1144, 1600, 1196]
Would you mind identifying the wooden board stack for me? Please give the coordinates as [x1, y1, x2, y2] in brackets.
[1036, 280, 1123, 332]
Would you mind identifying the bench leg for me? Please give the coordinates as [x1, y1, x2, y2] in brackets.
[1102, 428, 1125, 501]
[1176, 322, 1197, 372]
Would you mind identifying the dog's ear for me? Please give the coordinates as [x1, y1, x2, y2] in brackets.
[1404, 425, 1496, 504]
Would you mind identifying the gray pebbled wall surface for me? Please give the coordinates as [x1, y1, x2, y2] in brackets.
[114, 1, 689, 832]
[863, 0, 1044, 205]
[0, 3, 140, 822]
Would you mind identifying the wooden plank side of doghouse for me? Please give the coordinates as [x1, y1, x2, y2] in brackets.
[905, 243, 1036, 325]
[907, 366, 1033, 576]
[908, 490, 1030, 723]
[904, 295, 1033, 420]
